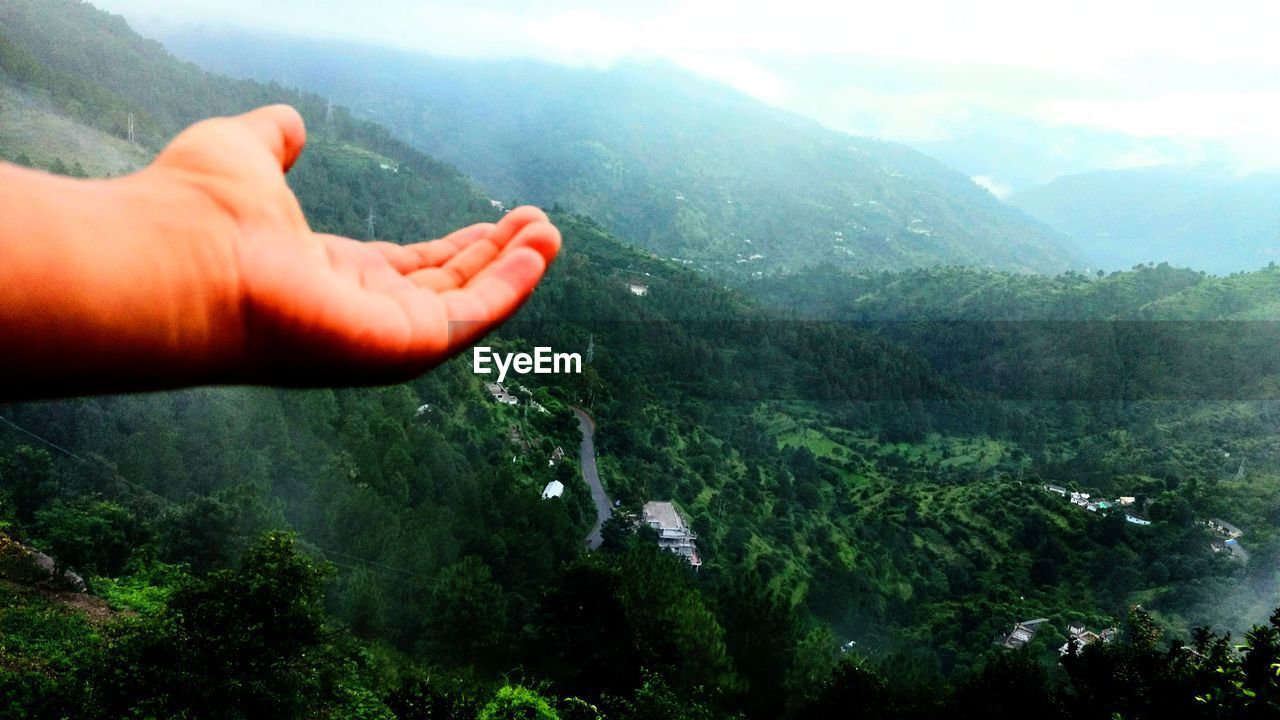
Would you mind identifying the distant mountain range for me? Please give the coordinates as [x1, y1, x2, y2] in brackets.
[156, 31, 1082, 276]
[1010, 166, 1280, 275]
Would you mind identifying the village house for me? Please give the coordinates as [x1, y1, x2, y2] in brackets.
[1044, 484, 1068, 496]
[1059, 622, 1118, 656]
[1207, 518, 1244, 539]
[1211, 537, 1250, 562]
[484, 382, 518, 405]
[642, 501, 702, 568]
[541, 480, 565, 500]
[548, 446, 565, 467]
[1002, 618, 1049, 649]
[626, 282, 649, 297]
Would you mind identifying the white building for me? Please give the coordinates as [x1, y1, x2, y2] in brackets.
[642, 501, 701, 568]
[1002, 618, 1049, 649]
[1059, 623, 1117, 655]
[541, 480, 565, 500]
[484, 382, 518, 405]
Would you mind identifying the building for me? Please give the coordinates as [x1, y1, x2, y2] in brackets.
[1044, 484, 1068, 496]
[1002, 618, 1049, 649]
[1125, 515, 1152, 526]
[484, 382, 519, 405]
[548, 446, 565, 467]
[1059, 622, 1118, 656]
[626, 282, 650, 297]
[541, 480, 565, 500]
[1207, 518, 1244, 538]
[1118, 496, 1136, 506]
[642, 501, 701, 568]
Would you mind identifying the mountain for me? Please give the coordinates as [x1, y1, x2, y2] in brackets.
[10, 2, 1280, 719]
[1010, 166, 1280, 274]
[154, 30, 1082, 276]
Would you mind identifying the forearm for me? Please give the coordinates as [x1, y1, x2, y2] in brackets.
[0, 163, 242, 399]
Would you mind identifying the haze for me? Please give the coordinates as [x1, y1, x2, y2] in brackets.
[96, 0, 1280, 193]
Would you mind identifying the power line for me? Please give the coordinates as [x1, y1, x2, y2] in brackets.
[0, 414, 433, 585]
[0, 414, 168, 505]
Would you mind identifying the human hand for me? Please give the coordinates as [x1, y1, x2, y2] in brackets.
[143, 105, 560, 386]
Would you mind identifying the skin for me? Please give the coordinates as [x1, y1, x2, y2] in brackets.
[0, 105, 560, 400]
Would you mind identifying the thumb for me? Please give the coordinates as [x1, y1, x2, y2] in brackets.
[234, 104, 307, 172]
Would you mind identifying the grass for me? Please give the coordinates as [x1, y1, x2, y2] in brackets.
[0, 82, 149, 177]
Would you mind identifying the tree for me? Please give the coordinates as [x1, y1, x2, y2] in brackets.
[33, 499, 138, 577]
[478, 685, 560, 720]
[420, 556, 510, 670]
[90, 532, 332, 719]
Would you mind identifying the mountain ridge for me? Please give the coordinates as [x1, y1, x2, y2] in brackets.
[1010, 165, 1280, 274]
[156, 29, 1085, 276]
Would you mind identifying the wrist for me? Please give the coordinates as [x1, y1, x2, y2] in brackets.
[0, 162, 247, 396]
[110, 169, 248, 383]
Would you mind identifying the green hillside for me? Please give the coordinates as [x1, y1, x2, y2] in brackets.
[5, 2, 1280, 720]
[159, 31, 1082, 277]
[0, 81, 148, 175]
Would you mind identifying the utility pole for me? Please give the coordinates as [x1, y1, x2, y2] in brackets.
[365, 205, 376, 240]
[325, 99, 334, 124]
[585, 333, 595, 364]
[127, 113, 135, 144]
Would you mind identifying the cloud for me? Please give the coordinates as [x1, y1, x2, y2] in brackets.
[971, 175, 1012, 199]
[94, 0, 1280, 179]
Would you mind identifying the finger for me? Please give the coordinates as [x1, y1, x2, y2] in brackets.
[500, 218, 561, 265]
[368, 223, 496, 272]
[440, 247, 548, 349]
[235, 104, 307, 171]
[408, 218, 555, 292]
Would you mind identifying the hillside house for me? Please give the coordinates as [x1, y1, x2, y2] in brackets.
[1207, 518, 1243, 538]
[1002, 618, 1049, 649]
[485, 382, 518, 405]
[1044, 484, 1068, 496]
[626, 282, 650, 296]
[1125, 515, 1152, 526]
[642, 501, 701, 568]
[1059, 623, 1118, 655]
[542, 480, 565, 500]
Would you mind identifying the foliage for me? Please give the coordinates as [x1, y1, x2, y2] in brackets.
[477, 685, 560, 720]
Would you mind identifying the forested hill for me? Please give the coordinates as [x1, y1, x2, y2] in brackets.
[0, 0, 495, 241]
[1010, 166, 1280, 275]
[753, 263, 1280, 321]
[10, 3, 1280, 720]
[751, 264, 1280, 402]
[157, 30, 1083, 276]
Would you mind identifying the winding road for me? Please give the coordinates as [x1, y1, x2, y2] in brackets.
[573, 407, 613, 550]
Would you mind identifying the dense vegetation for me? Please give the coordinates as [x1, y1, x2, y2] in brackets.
[3, 2, 1280, 718]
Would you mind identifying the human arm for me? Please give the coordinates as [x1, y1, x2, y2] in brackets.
[0, 105, 560, 399]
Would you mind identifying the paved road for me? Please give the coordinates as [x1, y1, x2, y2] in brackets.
[574, 407, 613, 550]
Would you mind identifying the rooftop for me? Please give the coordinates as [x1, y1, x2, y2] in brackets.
[643, 501, 687, 531]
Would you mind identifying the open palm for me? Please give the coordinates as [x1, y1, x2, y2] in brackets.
[150, 105, 560, 385]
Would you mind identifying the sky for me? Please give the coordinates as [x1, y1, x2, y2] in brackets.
[97, 0, 1280, 192]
